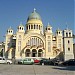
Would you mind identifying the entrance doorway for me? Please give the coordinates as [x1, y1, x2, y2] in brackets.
[32, 49, 37, 57]
[25, 49, 30, 57]
[38, 49, 43, 57]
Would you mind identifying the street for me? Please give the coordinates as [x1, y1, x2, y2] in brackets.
[0, 64, 75, 75]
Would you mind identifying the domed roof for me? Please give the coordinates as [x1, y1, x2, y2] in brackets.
[27, 8, 41, 21]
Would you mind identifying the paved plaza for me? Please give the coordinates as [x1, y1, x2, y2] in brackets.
[0, 64, 75, 75]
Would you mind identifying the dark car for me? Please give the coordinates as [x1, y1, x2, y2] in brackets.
[50, 58, 63, 66]
[40, 58, 54, 65]
[61, 59, 75, 66]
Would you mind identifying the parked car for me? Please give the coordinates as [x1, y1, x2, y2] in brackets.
[61, 59, 75, 66]
[40, 58, 54, 65]
[50, 58, 63, 66]
[0, 57, 12, 64]
[18, 58, 34, 65]
[33, 58, 40, 63]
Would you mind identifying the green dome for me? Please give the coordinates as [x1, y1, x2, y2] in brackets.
[27, 9, 41, 21]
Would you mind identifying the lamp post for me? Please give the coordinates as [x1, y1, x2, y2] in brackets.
[2, 42, 5, 58]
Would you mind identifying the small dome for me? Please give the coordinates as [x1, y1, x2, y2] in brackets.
[27, 9, 41, 21]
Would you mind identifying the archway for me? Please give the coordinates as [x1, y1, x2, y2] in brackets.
[32, 49, 37, 57]
[25, 49, 30, 57]
[38, 49, 43, 57]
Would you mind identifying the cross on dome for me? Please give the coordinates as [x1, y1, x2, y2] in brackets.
[20, 22, 22, 25]
[10, 26, 11, 29]
[48, 22, 50, 25]
[47, 22, 51, 27]
[34, 8, 36, 12]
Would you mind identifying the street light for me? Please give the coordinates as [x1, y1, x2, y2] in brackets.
[2, 42, 5, 58]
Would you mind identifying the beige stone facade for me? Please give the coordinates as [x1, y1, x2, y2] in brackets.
[5, 9, 74, 60]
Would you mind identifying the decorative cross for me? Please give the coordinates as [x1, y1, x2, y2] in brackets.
[34, 8, 36, 12]
[20, 22, 22, 25]
[48, 22, 50, 25]
[9, 26, 11, 29]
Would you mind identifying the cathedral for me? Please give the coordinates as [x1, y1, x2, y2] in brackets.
[5, 9, 74, 60]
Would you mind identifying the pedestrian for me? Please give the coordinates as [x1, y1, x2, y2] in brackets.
[12, 57, 15, 64]
[49, 57, 50, 60]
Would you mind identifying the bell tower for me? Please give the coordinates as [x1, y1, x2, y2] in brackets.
[63, 27, 74, 60]
[7, 26, 13, 35]
[17, 23, 25, 32]
[45, 23, 53, 58]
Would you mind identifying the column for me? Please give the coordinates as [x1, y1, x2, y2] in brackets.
[37, 50, 38, 57]
[30, 49, 32, 57]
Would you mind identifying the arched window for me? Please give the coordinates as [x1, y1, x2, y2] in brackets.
[28, 40, 30, 45]
[20, 27, 21, 30]
[59, 32, 60, 34]
[69, 32, 71, 37]
[29, 25, 30, 29]
[46, 27, 47, 30]
[38, 39, 39, 46]
[68, 40, 70, 44]
[32, 38, 33, 45]
[34, 38, 35, 45]
[22, 28, 23, 30]
[39, 25, 40, 30]
[41, 26, 42, 30]
[68, 48, 70, 51]
[25, 49, 30, 57]
[37, 25, 38, 29]
[48, 28, 50, 30]
[34, 24, 35, 29]
[66, 33, 68, 37]
[9, 31, 10, 33]
[36, 38, 37, 46]
[57, 32, 58, 34]
[31, 25, 33, 29]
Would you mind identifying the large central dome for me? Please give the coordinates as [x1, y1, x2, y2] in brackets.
[27, 9, 41, 21]
[26, 9, 43, 34]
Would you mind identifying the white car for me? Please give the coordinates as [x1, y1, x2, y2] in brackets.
[0, 57, 12, 64]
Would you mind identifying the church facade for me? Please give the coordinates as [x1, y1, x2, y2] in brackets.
[5, 9, 74, 60]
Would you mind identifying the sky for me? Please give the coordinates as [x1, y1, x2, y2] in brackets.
[0, 0, 74, 42]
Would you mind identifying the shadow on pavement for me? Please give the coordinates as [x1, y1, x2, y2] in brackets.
[52, 66, 75, 71]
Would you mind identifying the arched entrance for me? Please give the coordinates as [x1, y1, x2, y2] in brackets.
[25, 49, 30, 57]
[32, 49, 37, 57]
[38, 49, 43, 57]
